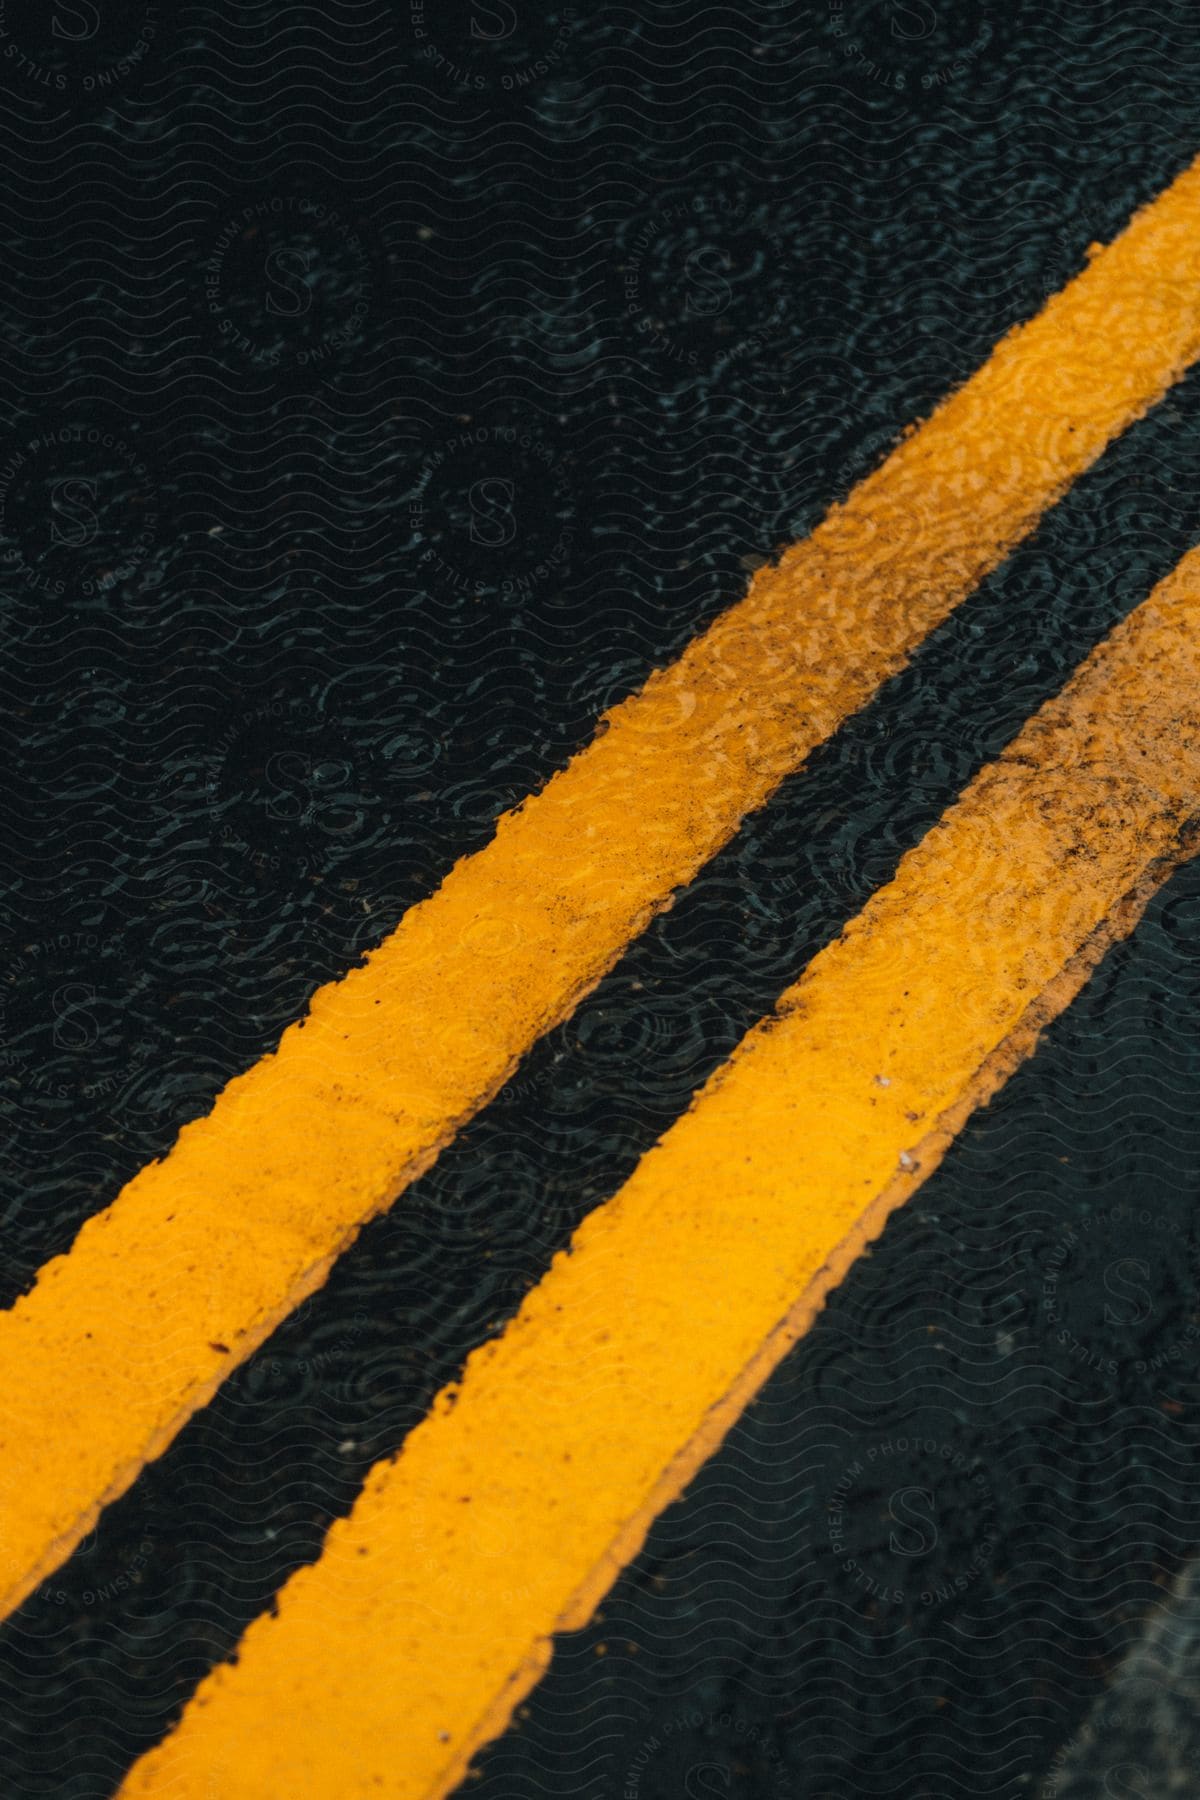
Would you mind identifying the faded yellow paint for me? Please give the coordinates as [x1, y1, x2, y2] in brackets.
[6, 153, 1200, 1627]
[119, 548, 1200, 1800]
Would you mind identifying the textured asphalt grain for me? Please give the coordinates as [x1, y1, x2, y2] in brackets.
[1, 2, 1200, 1795]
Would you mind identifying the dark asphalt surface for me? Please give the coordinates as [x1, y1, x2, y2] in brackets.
[2, 2, 1200, 1795]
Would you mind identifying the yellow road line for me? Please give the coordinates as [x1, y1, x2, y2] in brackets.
[5, 157, 1200, 1629]
[118, 541, 1200, 1799]
[119, 540, 1200, 1798]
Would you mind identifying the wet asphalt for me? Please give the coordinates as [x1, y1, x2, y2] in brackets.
[1, 2, 1200, 1795]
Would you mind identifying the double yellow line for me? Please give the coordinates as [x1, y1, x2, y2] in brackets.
[8, 150, 1200, 1799]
